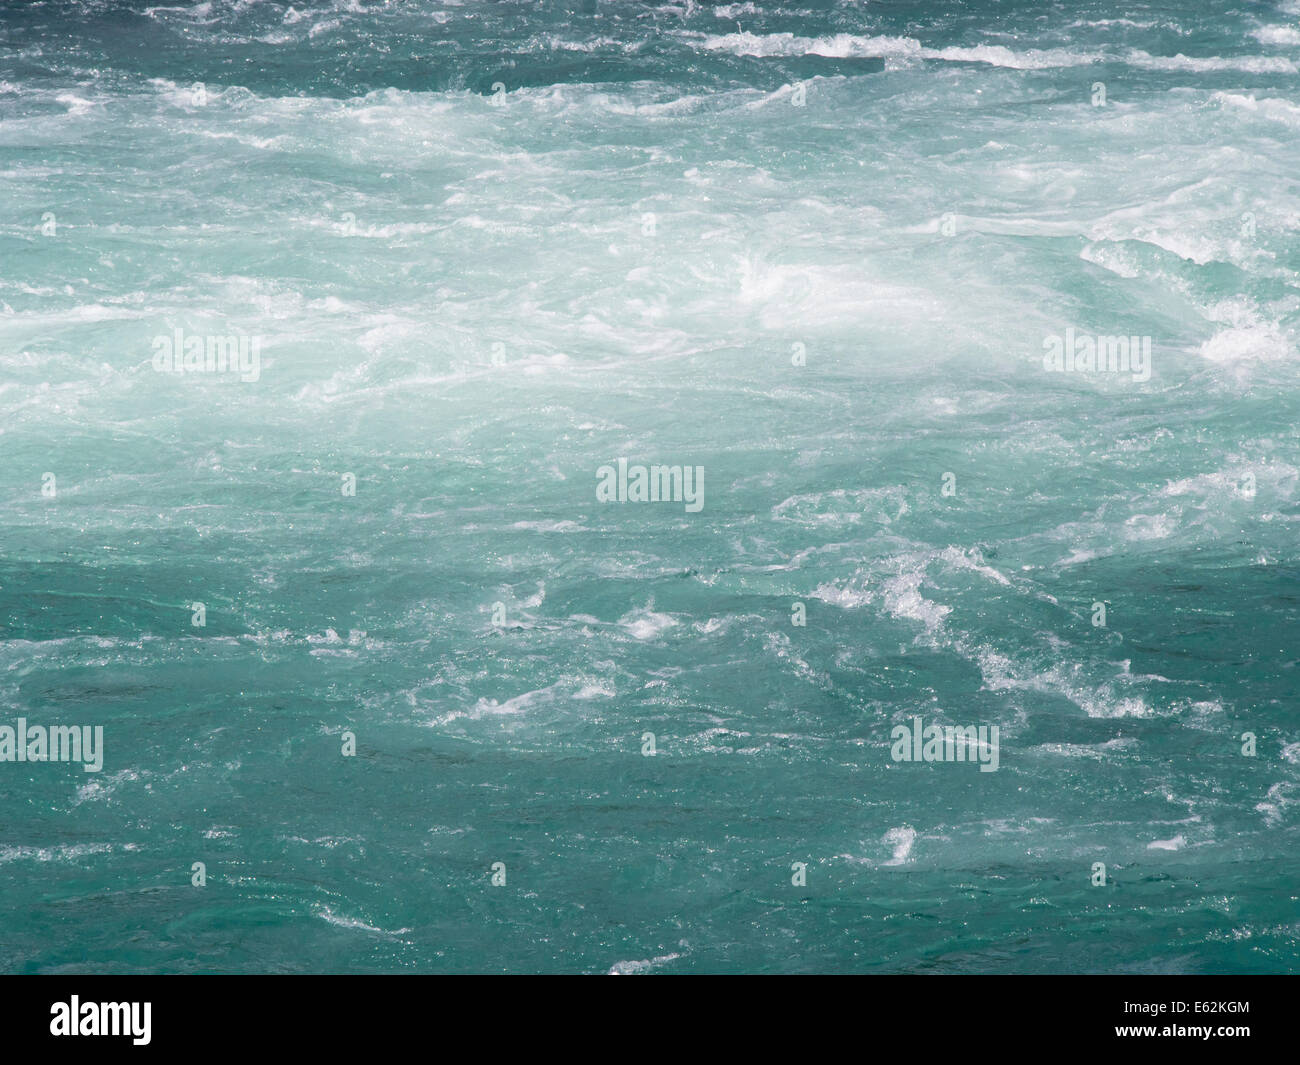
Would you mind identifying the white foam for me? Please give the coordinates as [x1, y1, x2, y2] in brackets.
[809, 580, 872, 609]
[882, 826, 917, 866]
[1126, 49, 1298, 73]
[685, 32, 1295, 74]
[925, 44, 1102, 69]
[609, 952, 682, 975]
[0, 842, 115, 865]
[314, 906, 411, 937]
[693, 31, 923, 60]
[1256, 782, 1291, 826]
[619, 604, 678, 641]
[1036, 738, 1136, 759]
[881, 570, 952, 634]
[1251, 25, 1300, 46]
[424, 685, 555, 728]
[1199, 324, 1290, 364]
[573, 681, 615, 699]
[1123, 513, 1176, 541]
[1213, 92, 1300, 127]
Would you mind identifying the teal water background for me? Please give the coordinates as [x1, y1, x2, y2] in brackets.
[2, 0, 1299, 973]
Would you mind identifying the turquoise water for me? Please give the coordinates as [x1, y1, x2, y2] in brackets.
[1, 0, 1299, 974]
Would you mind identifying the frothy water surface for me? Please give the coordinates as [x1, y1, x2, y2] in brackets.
[1, 0, 1299, 973]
